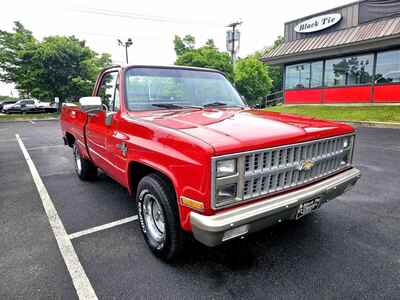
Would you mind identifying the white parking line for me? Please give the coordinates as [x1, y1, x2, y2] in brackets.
[27, 144, 65, 151]
[69, 216, 138, 240]
[16, 134, 98, 300]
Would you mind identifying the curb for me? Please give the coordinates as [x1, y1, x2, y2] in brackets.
[0, 117, 59, 123]
[340, 120, 400, 129]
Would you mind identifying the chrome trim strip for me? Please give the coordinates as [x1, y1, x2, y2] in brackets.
[88, 148, 126, 173]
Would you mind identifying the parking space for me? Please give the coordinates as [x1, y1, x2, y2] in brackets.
[1, 120, 399, 299]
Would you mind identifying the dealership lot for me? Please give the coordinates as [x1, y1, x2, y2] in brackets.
[0, 120, 399, 299]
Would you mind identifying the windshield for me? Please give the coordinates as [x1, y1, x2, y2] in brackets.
[125, 67, 245, 111]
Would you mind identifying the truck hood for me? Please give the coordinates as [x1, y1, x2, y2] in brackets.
[129, 108, 354, 155]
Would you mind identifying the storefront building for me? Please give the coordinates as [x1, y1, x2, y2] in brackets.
[262, 0, 400, 104]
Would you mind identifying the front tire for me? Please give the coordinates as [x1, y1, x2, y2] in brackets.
[73, 142, 97, 180]
[136, 174, 185, 261]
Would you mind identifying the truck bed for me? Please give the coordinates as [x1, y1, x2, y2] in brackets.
[60, 105, 89, 157]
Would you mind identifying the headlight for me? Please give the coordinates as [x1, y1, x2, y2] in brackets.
[341, 135, 355, 165]
[216, 159, 237, 178]
[216, 183, 237, 205]
[343, 137, 350, 148]
[340, 152, 349, 165]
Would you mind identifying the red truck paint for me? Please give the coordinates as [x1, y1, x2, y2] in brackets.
[61, 66, 355, 232]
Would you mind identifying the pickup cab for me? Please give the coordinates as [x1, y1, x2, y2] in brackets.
[60, 65, 361, 261]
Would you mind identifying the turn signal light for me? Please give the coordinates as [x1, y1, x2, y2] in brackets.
[180, 196, 204, 211]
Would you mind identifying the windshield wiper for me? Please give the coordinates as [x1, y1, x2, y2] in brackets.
[152, 103, 182, 109]
[151, 103, 203, 110]
[203, 102, 227, 108]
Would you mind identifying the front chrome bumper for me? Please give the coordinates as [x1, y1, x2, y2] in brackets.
[191, 168, 361, 247]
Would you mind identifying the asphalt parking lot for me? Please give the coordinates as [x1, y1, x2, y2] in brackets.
[0, 120, 399, 299]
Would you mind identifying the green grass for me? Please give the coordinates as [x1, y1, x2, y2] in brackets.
[0, 112, 59, 122]
[265, 105, 400, 123]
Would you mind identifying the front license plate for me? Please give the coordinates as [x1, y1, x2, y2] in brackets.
[296, 197, 321, 219]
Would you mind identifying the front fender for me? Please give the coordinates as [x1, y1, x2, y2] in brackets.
[122, 121, 214, 232]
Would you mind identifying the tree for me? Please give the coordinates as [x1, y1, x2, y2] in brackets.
[173, 34, 195, 56]
[235, 56, 272, 101]
[204, 39, 216, 49]
[27, 36, 112, 100]
[0, 22, 112, 101]
[174, 35, 234, 81]
[0, 95, 18, 102]
[264, 35, 284, 93]
[0, 22, 38, 97]
[272, 35, 284, 49]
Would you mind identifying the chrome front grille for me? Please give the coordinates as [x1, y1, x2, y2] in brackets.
[212, 135, 355, 209]
[242, 136, 351, 200]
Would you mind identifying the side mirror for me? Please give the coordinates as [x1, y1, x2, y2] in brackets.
[79, 96, 103, 113]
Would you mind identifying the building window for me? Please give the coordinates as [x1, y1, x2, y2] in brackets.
[310, 61, 323, 88]
[285, 63, 310, 89]
[375, 49, 400, 84]
[285, 61, 323, 89]
[324, 54, 374, 87]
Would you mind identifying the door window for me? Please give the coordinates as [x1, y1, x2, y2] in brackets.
[97, 72, 119, 110]
[113, 77, 120, 111]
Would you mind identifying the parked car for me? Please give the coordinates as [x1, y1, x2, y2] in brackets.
[2, 99, 38, 114]
[60, 65, 361, 261]
[0, 100, 17, 111]
[37, 101, 58, 113]
[2, 99, 57, 114]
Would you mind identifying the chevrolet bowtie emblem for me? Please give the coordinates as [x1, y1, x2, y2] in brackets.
[116, 142, 128, 157]
[297, 159, 315, 171]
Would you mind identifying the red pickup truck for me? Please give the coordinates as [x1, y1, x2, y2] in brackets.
[60, 65, 361, 260]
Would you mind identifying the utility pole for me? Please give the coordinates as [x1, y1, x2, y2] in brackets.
[117, 38, 133, 64]
[226, 21, 242, 74]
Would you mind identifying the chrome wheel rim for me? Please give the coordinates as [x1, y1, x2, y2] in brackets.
[74, 145, 82, 174]
[143, 193, 165, 244]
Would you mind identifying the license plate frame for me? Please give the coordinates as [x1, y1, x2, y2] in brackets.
[296, 197, 321, 219]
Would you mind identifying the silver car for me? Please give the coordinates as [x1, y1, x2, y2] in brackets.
[2, 99, 38, 113]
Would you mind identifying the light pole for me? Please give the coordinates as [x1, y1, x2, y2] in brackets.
[117, 38, 133, 64]
[226, 21, 242, 74]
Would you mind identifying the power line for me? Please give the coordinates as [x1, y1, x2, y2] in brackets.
[73, 8, 226, 27]
[77, 32, 172, 41]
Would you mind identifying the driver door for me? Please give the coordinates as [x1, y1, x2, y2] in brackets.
[85, 71, 118, 173]
[103, 76, 130, 186]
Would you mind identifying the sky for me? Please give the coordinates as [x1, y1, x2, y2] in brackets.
[0, 0, 352, 96]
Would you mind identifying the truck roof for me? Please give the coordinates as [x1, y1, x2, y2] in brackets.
[103, 64, 225, 75]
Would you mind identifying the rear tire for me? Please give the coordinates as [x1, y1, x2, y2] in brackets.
[136, 173, 185, 261]
[73, 142, 97, 180]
